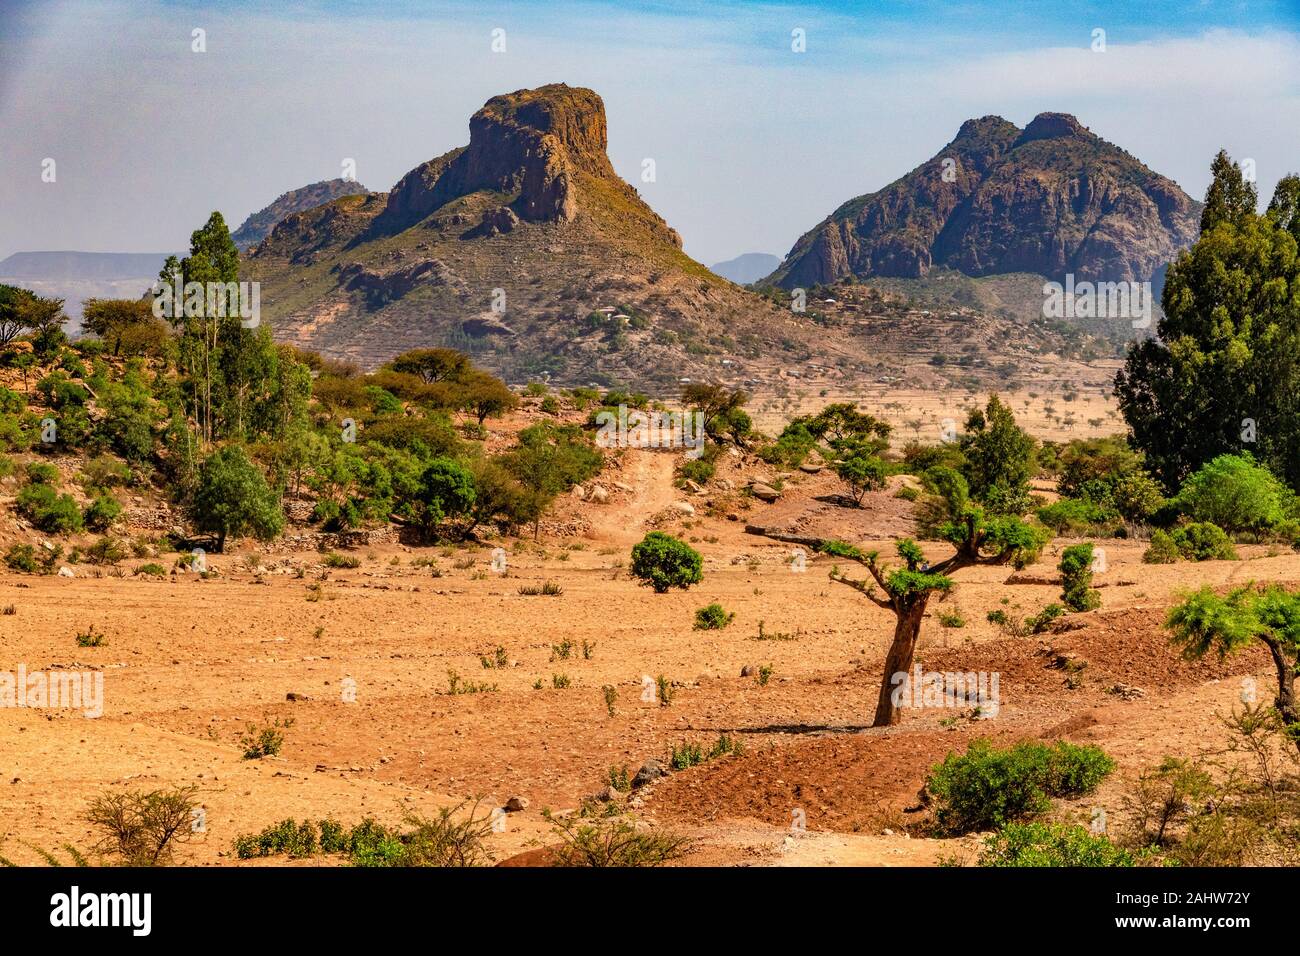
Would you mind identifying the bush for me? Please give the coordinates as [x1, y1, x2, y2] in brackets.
[135, 563, 166, 578]
[1173, 522, 1238, 561]
[83, 494, 122, 532]
[1143, 529, 1181, 564]
[4, 543, 39, 573]
[16, 483, 83, 534]
[693, 603, 734, 630]
[630, 532, 702, 593]
[25, 461, 59, 485]
[322, 551, 361, 569]
[544, 812, 692, 867]
[1036, 498, 1115, 534]
[926, 739, 1115, 834]
[1059, 543, 1100, 612]
[1175, 453, 1293, 534]
[978, 822, 1136, 867]
[84, 786, 201, 866]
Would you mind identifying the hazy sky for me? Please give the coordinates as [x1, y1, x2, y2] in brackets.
[2, 0, 1298, 266]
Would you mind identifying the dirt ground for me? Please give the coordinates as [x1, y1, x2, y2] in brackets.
[0, 403, 1289, 867]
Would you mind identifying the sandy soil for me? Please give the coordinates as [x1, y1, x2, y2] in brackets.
[0, 409, 1290, 867]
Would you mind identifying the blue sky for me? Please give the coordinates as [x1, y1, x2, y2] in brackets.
[1, 0, 1297, 265]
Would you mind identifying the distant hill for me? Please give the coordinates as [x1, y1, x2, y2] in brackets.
[0, 251, 174, 326]
[0, 251, 172, 280]
[231, 179, 372, 250]
[247, 84, 814, 390]
[766, 112, 1201, 290]
[710, 253, 782, 285]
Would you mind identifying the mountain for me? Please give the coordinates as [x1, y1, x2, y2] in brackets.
[231, 179, 371, 251]
[766, 113, 1201, 290]
[0, 251, 172, 279]
[247, 84, 807, 390]
[711, 253, 782, 285]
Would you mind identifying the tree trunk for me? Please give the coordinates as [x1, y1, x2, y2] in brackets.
[1264, 637, 1300, 754]
[872, 599, 928, 727]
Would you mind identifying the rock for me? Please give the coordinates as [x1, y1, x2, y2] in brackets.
[749, 482, 781, 502]
[799, 462, 823, 474]
[504, 795, 529, 812]
[740, 664, 757, 677]
[716, 479, 733, 491]
[593, 785, 623, 802]
[571, 484, 586, 499]
[671, 501, 695, 515]
[56, 566, 74, 578]
[682, 479, 703, 494]
[631, 759, 668, 789]
[589, 484, 609, 504]
[285, 692, 312, 702]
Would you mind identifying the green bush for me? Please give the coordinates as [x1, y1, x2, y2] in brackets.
[1059, 543, 1100, 612]
[630, 532, 702, 593]
[25, 461, 59, 485]
[1175, 453, 1293, 534]
[978, 822, 1136, 867]
[1036, 498, 1115, 533]
[4, 543, 39, 573]
[1173, 522, 1238, 561]
[83, 495, 122, 532]
[16, 483, 84, 534]
[1143, 529, 1181, 564]
[693, 603, 734, 630]
[926, 739, 1115, 834]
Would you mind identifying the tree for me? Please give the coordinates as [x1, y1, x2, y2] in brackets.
[835, 450, 886, 506]
[81, 298, 155, 356]
[681, 382, 749, 444]
[754, 468, 1047, 726]
[1117, 154, 1300, 491]
[407, 457, 476, 541]
[959, 394, 1036, 512]
[630, 532, 703, 593]
[0, 284, 31, 347]
[17, 293, 67, 358]
[502, 423, 602, 539]
[458, 370, 519, 426]
[190, 445, 284, 552]
[1059, 543, 1100, 612]
[1166, 584, 1300, 753]
[387, 348, 470, 385]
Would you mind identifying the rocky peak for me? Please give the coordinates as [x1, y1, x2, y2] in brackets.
[1015, 112, 1090, 146]
[375, 84, 618, 233]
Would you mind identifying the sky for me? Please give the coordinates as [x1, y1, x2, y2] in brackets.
[1, 0, 1298, 266]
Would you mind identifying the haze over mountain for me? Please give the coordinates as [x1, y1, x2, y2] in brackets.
[231, 179, 372, 251]
[766, 113, 1202, 290]
[0, 251, 174, 326]
[710, 253, 782, 285]
[248, 84, 811, 390]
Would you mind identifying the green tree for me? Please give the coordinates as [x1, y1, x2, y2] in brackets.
[190, 445, 284, 552]
[406, 457, 476, 541]
[1059, 543, 1101, 612]
[502, 423, 602, 539]
[772, 468, 1048, 726]
[1117, 154, 1300, 490]
[81, 298, 155, 356]
[1166, 584, 1300, 752]
[630, 532, 703, 593]
[959, 394, 1036, 512]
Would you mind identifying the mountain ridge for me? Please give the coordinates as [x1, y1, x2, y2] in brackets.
[765, 112, 1201, 289]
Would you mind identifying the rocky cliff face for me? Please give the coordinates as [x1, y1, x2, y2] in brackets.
[370, 84, 678, 246]
[245, 84, 786, 390]
[231, 179, 371, 250]
[768, 113, 1201, 288]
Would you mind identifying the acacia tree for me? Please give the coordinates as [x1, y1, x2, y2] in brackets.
[1166, 584, 1300, 753]
[751, 468, 1046, 726]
